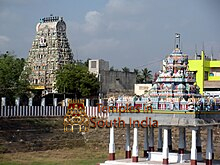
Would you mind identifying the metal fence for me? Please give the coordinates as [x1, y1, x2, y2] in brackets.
[0, 106, 108, 118]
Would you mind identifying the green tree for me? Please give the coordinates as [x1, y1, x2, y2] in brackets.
[122, 67, 130, 73]
[134, 69, 144, 83]
[142, 68, 152, 83]
[0, 53, 30, 104]
[110, 66, 114, 71]
[55, 63, 100, 98]
[84, 58, 91, 67]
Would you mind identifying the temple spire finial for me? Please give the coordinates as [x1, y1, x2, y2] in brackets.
[175, 33, 181, 50]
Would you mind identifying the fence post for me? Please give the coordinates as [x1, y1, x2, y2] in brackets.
[41, 98, 45, 117]
[1, 97, 6, 106]
[15, 97, 20, 106]
[1, 97, 6, 117]
[28, 97, 33, 106]
[65, 98, 69, 107]
[41, 98, 45, 107]
[53, 98, 57, 107]
[86, 99, 90, 108]
[99, 98, 103, 104]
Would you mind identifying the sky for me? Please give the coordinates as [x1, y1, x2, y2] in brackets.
[0, 0, 220, 73]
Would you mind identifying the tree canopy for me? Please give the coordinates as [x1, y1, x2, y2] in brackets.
[55, 63, 100, 98]
[0, 53, 30, 102]
[122, 67, 130, 73]
[142, 68, 152, 83]
[134, 68, 152, 83]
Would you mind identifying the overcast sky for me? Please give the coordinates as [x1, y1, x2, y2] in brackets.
[0, 0, 220, 73]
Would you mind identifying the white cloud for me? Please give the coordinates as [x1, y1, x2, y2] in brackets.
[67, 0, 153, 69]
[0, 35, 10, 46]
[83, 11, 103, 34]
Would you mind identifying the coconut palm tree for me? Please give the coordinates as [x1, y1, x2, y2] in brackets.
[134, 69, 144, 83]
[142, 68, 152, 83]
[122, 67, 130, 73]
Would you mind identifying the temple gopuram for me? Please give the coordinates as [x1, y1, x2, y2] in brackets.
[149, 33, 201, 110]
[24, 15, 73, 94]
[100, 34, 220, 165]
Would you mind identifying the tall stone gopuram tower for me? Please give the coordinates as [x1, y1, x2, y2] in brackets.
[25, 15, 73, 94]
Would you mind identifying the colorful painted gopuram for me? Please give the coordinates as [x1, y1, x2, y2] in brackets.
[101, 34, 220, 165]
[149, 33, 200, 110]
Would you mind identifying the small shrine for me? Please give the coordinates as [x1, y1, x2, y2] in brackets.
[100, 34, 219, 165]
[149, 33, 200, 109]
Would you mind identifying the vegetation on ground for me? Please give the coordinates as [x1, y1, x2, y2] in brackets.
[0, 147, 125, 165]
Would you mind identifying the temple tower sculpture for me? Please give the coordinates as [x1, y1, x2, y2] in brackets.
[149, 33, 200, 109]
[25, 15, 73, 94]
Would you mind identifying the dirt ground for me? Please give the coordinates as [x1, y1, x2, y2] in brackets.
[0, 118, 219, 165]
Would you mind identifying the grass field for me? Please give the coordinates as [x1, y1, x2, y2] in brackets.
[0, 147, 124, 165]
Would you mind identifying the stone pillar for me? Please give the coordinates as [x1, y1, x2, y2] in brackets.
[109, 126, 115, 160]
[178, 127, 185, 163]
[162, 127, 169, 164]
[191, 127, 198, 165]
[41, 98, 45, 106]
[196, 127, 202, 152]
[196, 127, 202, 161]
[15, 97, 20, 106]
[211, 129, 214, 159]
[149, 127, 154, 151]
[144, 127, 149, 157]
[125, 125, 131, 158]
[132, 125, 138, 162]
[53, 98, 57, 106]
[168, 129, 172, 151]
[28, 97, 33, 106]
[86, 98, 90, 107]
[1, 97, 6, 106]
[158, 128, 163, 152]
[206, 127, 213, 165]
[183, 128, 186, 149]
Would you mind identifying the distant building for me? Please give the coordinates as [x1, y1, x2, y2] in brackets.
[24, 15, 73, 94]
[89, 59, 109, 76]
[134, 84, 152, 96]
[88, 59, 136, 97]
[188, 50, 220, 95]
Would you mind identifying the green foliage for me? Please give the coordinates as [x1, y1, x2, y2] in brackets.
[0, 53, 30, 101]
[134, 69, 144, 83]
[110, 66, 114, 71]
[84, 58, 91, 67]
[142, 68, 152, 83]
[55, 63, 100, 98]
[122, 67, 130, 73]
[134, 68, 152, 83]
